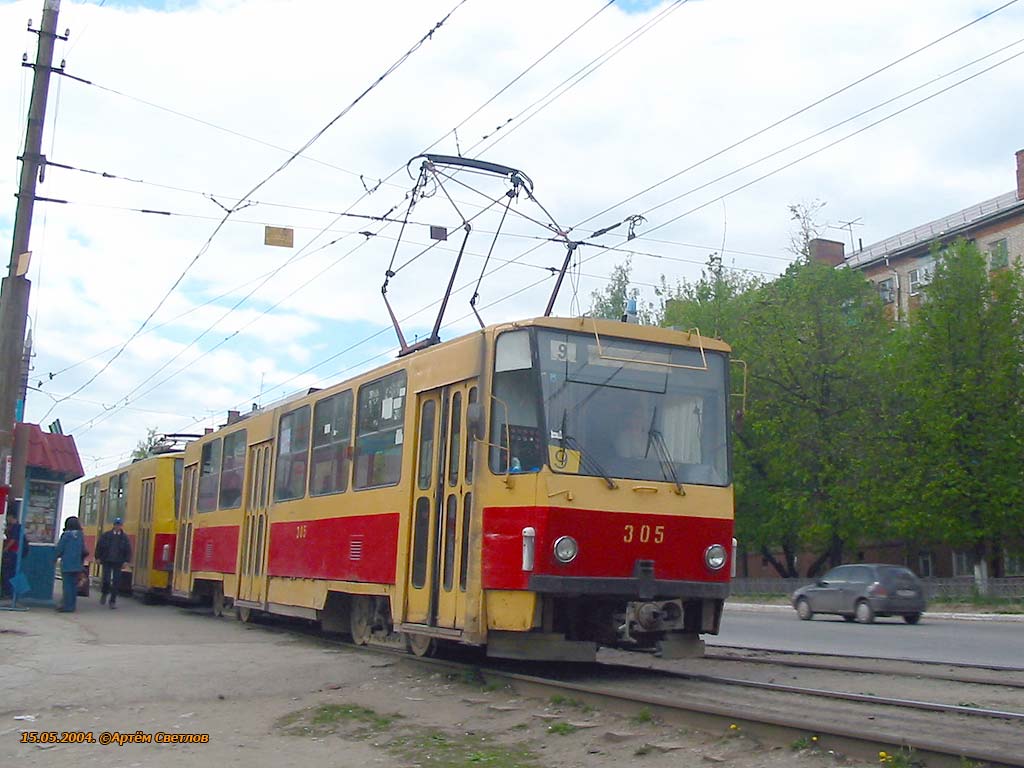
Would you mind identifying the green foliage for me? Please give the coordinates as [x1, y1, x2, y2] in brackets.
[884, 240, 1024, 560]
[546, 722, 578, 736]
[131, 427, 161, 460]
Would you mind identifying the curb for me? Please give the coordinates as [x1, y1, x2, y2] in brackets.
[725, 601, 1024, 622]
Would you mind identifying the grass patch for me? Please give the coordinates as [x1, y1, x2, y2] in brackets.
[546, 722, 578, 736]
[276, 703, 397, 738]
[631, 707, 655, 725]
[634, 744, 654, 756]
[392, 729, 538, 768]
[450, 667, 506, 693]
[548, 695, 594, 713]
[279, 703, 538, 767]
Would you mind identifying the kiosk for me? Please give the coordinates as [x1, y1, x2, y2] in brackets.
[2, 423, 83, 606]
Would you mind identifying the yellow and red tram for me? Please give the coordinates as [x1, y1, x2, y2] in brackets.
[78, 451, 183, 597]
[161, 315, 735, 660]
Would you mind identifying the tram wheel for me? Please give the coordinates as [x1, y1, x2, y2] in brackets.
[211, 585, 225, 618]
[350, 596, 373, 646]
[405, 633, 437, 658]
[236, 606, 253, 623]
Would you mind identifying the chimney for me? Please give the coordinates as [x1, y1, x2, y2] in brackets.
[808, 238, 845, 267]
[226, 409, 240, 425]
[1016, 149, 1024, 201]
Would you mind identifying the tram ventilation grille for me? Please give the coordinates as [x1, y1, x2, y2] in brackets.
[349, 537, 363, 561]
[205, 541, 214, 561]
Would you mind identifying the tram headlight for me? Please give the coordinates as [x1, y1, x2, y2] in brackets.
[705, 543, 727, 571]
[553, 536, 578, 564]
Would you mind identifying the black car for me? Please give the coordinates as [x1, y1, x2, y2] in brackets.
[791, 564, 926, 624]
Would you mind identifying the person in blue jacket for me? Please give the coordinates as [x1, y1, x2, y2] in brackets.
[54, 516, 87, 612]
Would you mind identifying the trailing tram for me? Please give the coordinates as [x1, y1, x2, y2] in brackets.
[78, 450, 183, 598]
[80, 315, 737, 660]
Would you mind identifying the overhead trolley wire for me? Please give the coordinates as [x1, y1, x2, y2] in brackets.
[38, 0, 472, 423]
[62, 2, 1020, 435]
[56, 0, 631, 426]
[578, 0, 1022, 235]
[184, 31, 1024, 426]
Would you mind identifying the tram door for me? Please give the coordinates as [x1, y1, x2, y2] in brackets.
[238, 440, 273, 605]
[94, 488, 108, 580]
[406, 381, 476, 629]
[133, 477, 156, 589]
[172, 464, 197, 595]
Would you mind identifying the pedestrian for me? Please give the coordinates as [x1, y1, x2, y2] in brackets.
[1, 510, 21, 597]
[95, 517, 132, 609]
[54, 516, 87, 612]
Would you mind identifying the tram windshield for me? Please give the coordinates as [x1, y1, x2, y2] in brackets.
[490, 328, 730, 487]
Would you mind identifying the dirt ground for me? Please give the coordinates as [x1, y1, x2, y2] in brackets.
[0, 595, 884, 768]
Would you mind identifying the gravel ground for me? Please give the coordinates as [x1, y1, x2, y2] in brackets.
[0, 594, 889, 768]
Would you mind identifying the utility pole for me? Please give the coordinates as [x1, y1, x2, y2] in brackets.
[0, 0, 63, 500]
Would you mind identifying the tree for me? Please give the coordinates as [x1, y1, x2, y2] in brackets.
[726, 259, 892, 577]
[132, 427, 162, 460]
[787, 199, 827, 260]
[891, 240, 1024, 585]
[589, 257, 656, 323]
[660, 253, 762, 340]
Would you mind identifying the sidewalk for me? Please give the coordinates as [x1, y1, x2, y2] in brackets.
[725, 600, 1024, 622]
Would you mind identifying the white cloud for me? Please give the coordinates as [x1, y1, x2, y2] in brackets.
[0, 0, 1021, 518]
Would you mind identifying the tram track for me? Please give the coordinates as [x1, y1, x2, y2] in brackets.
[221, 609, 1024, 767]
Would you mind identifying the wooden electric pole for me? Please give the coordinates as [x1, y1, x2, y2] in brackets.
[0, 0, 63, 495]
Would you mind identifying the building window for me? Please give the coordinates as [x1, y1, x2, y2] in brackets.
[908, 259, 934, 296]
[917, 551, 933, 578]
[310, 391, 354, 496]
[219, 430, 247, 510]
[877, 277, 895, 305]
[952, 550, 973, 577]
[275, 406, 311, 502]
[988, 239, 1009, 270]
[354, 371, 407, 489]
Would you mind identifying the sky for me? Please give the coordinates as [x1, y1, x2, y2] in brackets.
[1, 0, 1022, 519]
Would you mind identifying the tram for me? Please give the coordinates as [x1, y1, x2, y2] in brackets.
[164, 315, 736, 660]
[78, 450, 184, 598]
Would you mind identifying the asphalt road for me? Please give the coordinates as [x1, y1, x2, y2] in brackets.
[711, 605, 1024, 668]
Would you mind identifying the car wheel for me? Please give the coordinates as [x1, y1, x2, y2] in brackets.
[796, 598, 813, 621]
[842, 615, 855, 622]
[903, 613, 921, 625]
[855, 600, 874, 624]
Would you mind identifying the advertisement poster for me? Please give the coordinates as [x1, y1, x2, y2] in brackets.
[24, 479, 62, 544]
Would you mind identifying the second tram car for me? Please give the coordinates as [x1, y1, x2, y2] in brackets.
[167, 315, 736, 660]
[79, 451, 183, 598]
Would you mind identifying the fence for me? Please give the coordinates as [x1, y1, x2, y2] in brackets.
[730, 577, 1024, 601]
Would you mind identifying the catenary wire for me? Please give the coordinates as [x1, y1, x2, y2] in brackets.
[37, 0, 473, 423]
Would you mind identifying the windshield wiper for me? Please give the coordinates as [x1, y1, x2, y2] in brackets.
[558, 409, 618, 490]
[645, 407, 685, 495]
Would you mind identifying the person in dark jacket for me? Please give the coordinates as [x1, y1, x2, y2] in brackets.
[95, 517, 132, 608]
[2, 510, 22, 597]
[54, 516, 86, 612]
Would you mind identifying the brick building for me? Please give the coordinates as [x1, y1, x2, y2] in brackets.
[811, 148, 1024, 322]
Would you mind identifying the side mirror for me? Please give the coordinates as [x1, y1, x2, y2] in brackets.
[467, 402, 485, 440]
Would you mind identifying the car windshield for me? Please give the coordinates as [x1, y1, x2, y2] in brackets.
[536, 328, 730, 487]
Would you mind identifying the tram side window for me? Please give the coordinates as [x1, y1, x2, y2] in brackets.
[219, 430, 247, 509]
[354, 371, 407, 489]
[490, 331, 542, 474]
[111, 472, 128, 521]
[275, 406, 311, 502]
[198, 439, 222, 513]
[310, 391, 354, 496]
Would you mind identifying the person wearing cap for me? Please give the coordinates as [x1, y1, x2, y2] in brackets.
[95, 517, 132, 609]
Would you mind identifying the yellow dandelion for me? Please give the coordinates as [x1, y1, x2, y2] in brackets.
[729, 724, 739, 731]
[879, 752, 888, 760]
[811, 736, 818, 742]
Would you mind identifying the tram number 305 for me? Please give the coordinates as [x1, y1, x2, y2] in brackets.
[623, 524, 665, 544]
